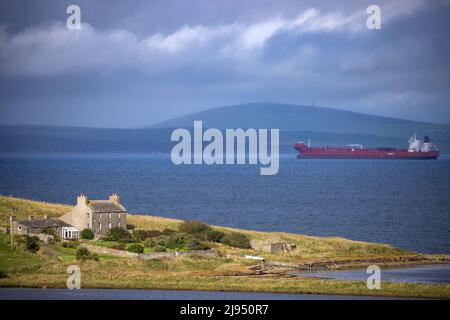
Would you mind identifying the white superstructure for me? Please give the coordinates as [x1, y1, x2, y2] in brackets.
[408, 134, 438, 152]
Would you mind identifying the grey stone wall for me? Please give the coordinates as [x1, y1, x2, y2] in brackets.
[79, 243, 138, 258]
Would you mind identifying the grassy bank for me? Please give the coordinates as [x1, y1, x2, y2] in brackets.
[0, 195, 449, 299]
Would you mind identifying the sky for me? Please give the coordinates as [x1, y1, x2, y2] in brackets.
[0, 0, 449, 128]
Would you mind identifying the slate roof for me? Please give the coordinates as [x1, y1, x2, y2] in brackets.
[17, 219, 71, 228]
[88, 201, 127, 213]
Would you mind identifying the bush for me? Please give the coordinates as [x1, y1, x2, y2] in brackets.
[76, 247, 99, 261]
[81, 228, 94, 240]
[0, 270, 7, 279]
[127, 224, 136, 230]
[183, 236, 210, 250]
[127, 244, 144, 253]
[204, 229, 225, 242]
[153, 245, 167, 252]
[144, 235, 170, 248]
[144, 233, 210, 251]
[105, 227, 131, 242]
[133, 229, 162, 241]
[166, 233, 210, 250]
[178, 220, 224, 243]
[221, 232, 251, 249]
[179, 220, 211, 234]
[25, 236, 40, 253]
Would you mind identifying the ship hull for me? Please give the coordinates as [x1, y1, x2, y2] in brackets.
[293, 145, 439, 160]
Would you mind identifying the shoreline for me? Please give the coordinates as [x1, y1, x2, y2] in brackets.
[1, 195, 450, 299]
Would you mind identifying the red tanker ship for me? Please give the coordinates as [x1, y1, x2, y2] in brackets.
[293, 135, 439, 159]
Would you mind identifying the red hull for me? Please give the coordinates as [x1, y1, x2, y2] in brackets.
[293, 143, 439, 160]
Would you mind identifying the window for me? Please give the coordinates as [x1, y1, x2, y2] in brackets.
[109, 222, 112, 229]
[87, 213, 90, 218]
[99, 223, 102, 231]
[18, 226, 22, 230]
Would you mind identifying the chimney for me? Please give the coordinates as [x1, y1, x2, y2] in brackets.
[109, 193, 120, 204]
[28, 215, 33, 221]
[43, 214, 48, 219]
[77, 194, 88, 206]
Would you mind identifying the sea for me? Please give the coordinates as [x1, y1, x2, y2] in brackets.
[0, 153, 449, 254]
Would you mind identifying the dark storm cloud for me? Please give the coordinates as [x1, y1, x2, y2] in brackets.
[0, 0, 449, 127]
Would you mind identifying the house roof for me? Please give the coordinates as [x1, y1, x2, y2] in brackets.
[88, 200, 127, 213]
[17, 218, 71, 228]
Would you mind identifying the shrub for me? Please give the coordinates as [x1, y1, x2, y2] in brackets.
[127, 224, 136, 230]
[153, 245, 167, 252]
[144, 233, 210, 251]
[81, 228, 94, 240]
[184, 236, 210, 250]
[0, 270, 7, 279]
[127, 244, 144, 253]
[204, 229, 225, 242]
[144, 235, 170, 248]
[221, 232, 251, 249]
[179, 220, 210, 235]
[105, 227, 131, 242]
[76, 247, 99, 261]
[178, 220, 224, 242]
[25, 236, 40, 253]
[133, 229, 162, 241]
[166, 233, 210, 250]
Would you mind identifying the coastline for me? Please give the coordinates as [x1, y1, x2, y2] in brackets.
[1, 195, 449, 299]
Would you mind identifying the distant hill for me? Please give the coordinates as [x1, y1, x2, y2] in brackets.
[150, 103, 450, 140]
[1, 103, 449, 154]
[0, 125, 449, 154]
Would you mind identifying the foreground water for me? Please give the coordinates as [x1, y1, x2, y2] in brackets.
[0, 288, 411, 300]
[0, 153, 449, 254]
[296, 264, 450, 284]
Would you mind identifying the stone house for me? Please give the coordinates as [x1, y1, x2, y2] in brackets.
[10, 214, 78, 240]
[250, 237, 297, 253]
[59, 193, 127, 237]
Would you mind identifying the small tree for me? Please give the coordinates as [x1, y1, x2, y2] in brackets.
[106, 227, 131, 242]
[25, 236, 40, 253]
[127, 244, 144, 253]
[76, 247, 99, 261]
[81, 228, 94, 240]
[179, 220, 211, 235]
[126, 224, 136, 230]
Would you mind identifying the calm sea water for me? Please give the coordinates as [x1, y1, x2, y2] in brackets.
[0, 288, 411, 300]
[0, 153, 449, 254]
[296, 264, 450, 284]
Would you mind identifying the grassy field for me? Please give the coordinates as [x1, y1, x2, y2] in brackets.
[0, 195, 449, 299]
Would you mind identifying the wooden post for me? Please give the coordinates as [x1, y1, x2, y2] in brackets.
[10, 216, 14, 250]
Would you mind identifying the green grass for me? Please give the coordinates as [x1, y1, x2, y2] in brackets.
[0, 233, 44, 273]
